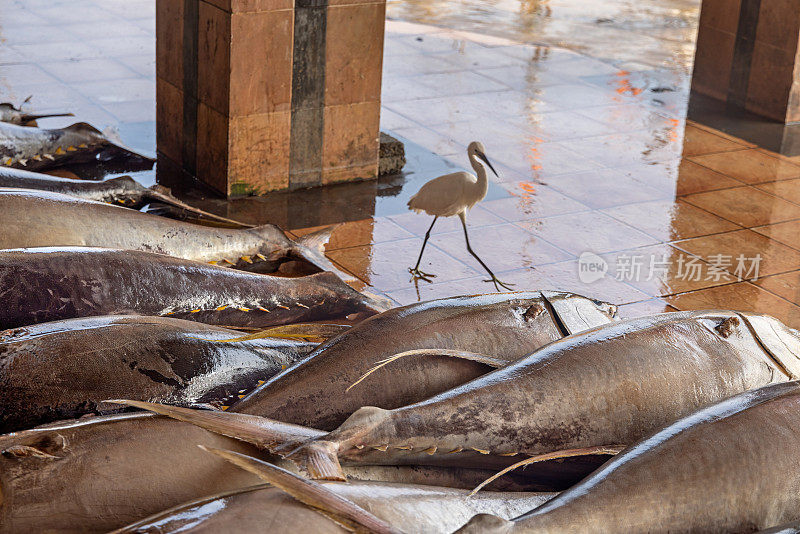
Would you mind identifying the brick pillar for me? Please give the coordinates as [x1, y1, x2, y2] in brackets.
[157, 0, 385, 197]
[692, 0, 800, 123]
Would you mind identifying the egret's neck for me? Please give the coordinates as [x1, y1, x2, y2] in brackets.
[469, 153, 489, 193]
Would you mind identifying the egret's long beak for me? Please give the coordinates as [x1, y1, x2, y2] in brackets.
[477, 151, 499, 177]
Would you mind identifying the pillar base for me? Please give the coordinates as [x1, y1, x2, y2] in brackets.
[692, 0, 800, 124]
[157, 0, 385, 197]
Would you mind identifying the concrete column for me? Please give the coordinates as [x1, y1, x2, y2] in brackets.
[156, 0, 385, 197]
[692, 0, 800, 123]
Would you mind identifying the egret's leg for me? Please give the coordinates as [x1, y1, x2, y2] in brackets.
[409, 216, 438, 282]
[458, 212, 514, 291]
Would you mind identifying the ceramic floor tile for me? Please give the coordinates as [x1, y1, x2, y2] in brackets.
[482, 183, 590, 222]
[72, 78, 155, 104]
[674, 229, 800, 278]
[475, 65, 572, 91]
[674, 159, 744, 196]
[689, 149, 800, 185]
[0, 63, 61, 87]
[390, 127, 462, 157]
[100, 99, 155, 123]
[510, 110, 619, 142]
[292, 218, 415, 251]
[754, 271, 800, 305]
[535, 83, 621, 110]
[384, 95, 499, 127]
[520, 211, 659, 256]
[380, 108, 421, 131]
[328, 238, 479, 292]
[682, 186, 800, 227]
[488, 139, 603, 179]
[560, 131, 682, 168]
[602, 243, 737, 297]
[681, 123, 749, 157]
[546, 168, 668, 209]
[613, 161, 680, 194]
[386, 275, 501, 306]
[383, 53, 462, 78]
[389, 206, 505, 236]
[414, 71, 511, 96]
[601, 198, 740, 242]
[756, 178, 800, 206]
[10, 41, 102, 62]
[432, 223, 573, 272]
[39, 58, 139, 83]
[667, 282, 800, 329]
[498, 261, 650, 304]
[752, 220, 800, 251]
[576, 104, 675, 133]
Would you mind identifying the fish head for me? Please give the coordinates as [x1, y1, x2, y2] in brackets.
[737, 312, 800, 379]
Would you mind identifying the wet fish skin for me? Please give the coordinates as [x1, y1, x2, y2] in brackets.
[0, 315, 317, 433]
[0, 413, 268, 534]
[0, 247, 383, 330]
[0, 168, 250, 227]
[319, 311, 800, 474]
[757, 522, 800, 534]
[208, 311, 798, 484]
[233, 291, 618, 430]
[112, 481, 555, 534]
[457, 381, 800, 533]
[0, 168, 147, 203]
[0, 121, 152, 171]
[0, 188, 318, 266]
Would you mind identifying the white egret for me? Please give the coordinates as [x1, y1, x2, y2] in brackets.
[407, 141, 514, 291]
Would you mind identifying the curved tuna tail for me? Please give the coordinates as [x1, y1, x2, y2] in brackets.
[292, 226, 355, 282]
[201, 447, 403, 534]
[109, 399, 346, 480]
[738, 312, 800, 379]
[293, 227, 393, 312]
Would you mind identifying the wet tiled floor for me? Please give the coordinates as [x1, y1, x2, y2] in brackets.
[2, 1, 800, 328]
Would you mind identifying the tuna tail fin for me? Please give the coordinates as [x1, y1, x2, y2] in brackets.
[200, 447, 402, 534]
[294, 226, 394, 313]
[108, 399, 325, 455]
[293, 226, 355, 281]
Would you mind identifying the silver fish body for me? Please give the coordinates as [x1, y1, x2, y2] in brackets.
[0, 315, 317, 432]
[0, 247, 384, 330]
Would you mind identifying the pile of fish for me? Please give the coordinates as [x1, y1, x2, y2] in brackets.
[2, 104, 800, 534]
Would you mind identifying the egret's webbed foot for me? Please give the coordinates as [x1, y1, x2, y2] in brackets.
[409, 267, 436, 283]
[483, 276, 514, 292]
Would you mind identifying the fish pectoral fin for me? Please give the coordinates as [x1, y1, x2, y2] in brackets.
[469, 444, 626, 496]
[347, 349, 507, 392]
[207, 323, 351, 343]
[107, 399, 324, 455]
[295, 440, 346, 481]
[200, 447, 401, 534]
